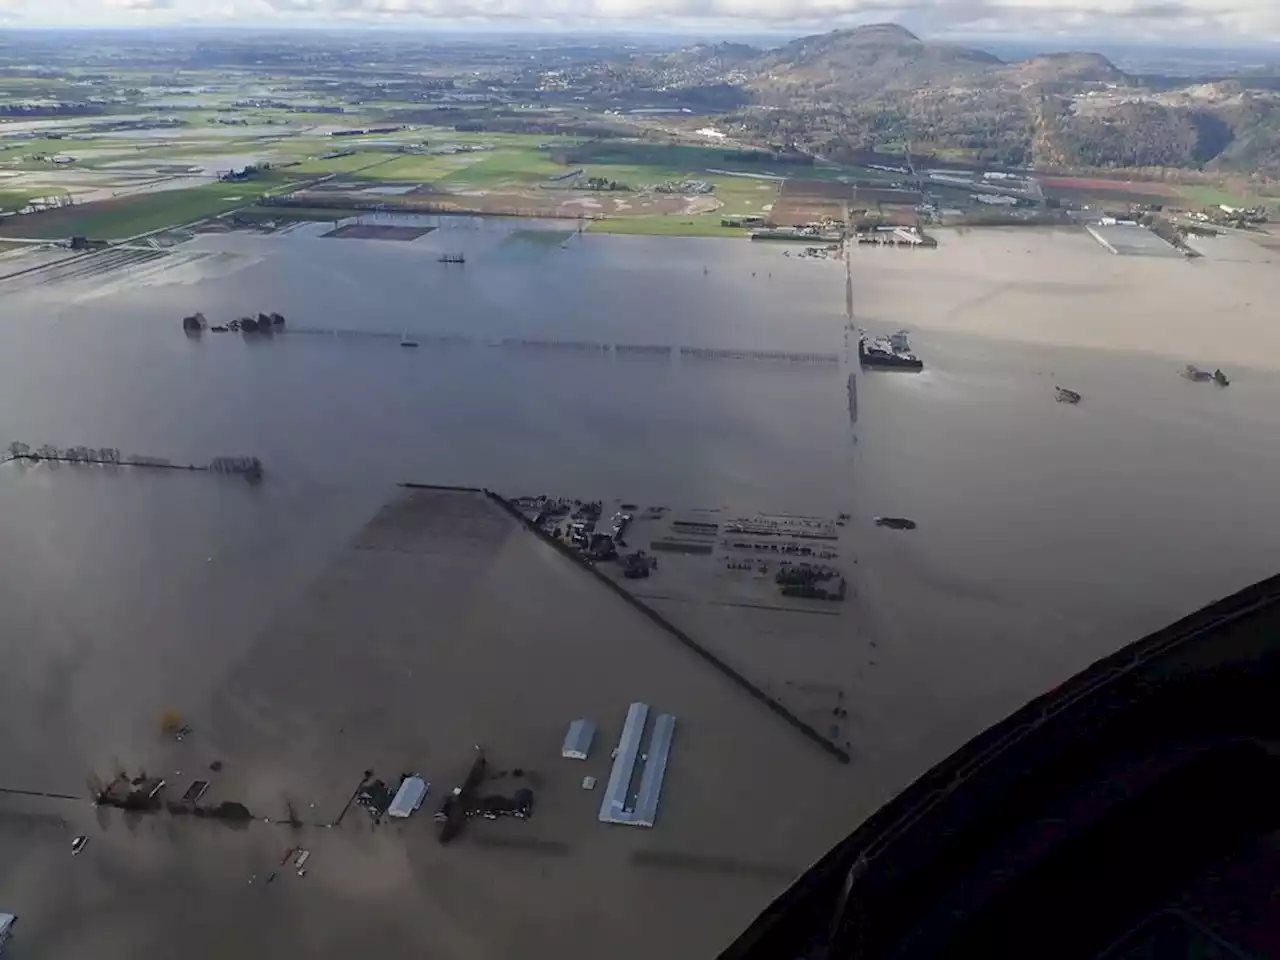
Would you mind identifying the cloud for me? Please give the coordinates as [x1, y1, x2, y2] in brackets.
[9, 0, 1280, 40]
[246, 0, 1280, 37]
[1118, 1, 1199, 17]
[262, 0, 1280, 40]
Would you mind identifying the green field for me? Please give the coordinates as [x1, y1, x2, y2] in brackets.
[284, 151, 405, 175]
[0, 178, 297, 240]
[362, 153, 479, 180]
[0, 186, 69, 214]
[231, 206, 360, 222]
[589, 214, 747, 238]
[1176, 184, 1261, 210]
[417, 128, 584, 149]
[439, 147, 565, 185]
[0, 119, 802, 240]
[705, 175, 779, 214]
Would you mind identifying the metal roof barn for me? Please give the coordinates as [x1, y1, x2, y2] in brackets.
[632, 712, 676, 827]
[562, 718, 596, 759]
[1086, 222, 1180, 258]
[0, 913, 15, 951]
[600, 702, 649, 824]
[598, 703, 676, 828]
[386, 776, 428, 818]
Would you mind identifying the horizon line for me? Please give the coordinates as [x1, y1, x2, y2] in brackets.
[0, 22, 1277, 48]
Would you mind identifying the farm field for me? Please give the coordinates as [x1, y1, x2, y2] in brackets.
[0, 179, 294, 239]
[1175, 183, 1274, 211]
[1038, 175, 1182, 207]
[270, 139, 791, 234]
[3, 71, 1264, 244]
[0, 120, 785, 238]
[589, 214, 747, 236]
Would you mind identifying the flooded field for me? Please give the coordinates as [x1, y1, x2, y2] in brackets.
[2, 220, 1280, 958]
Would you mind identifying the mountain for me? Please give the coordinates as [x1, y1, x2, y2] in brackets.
[610, 23, 1280, 175]
[1001, 52, 1126, 86]
[752, 24, 1001, 97]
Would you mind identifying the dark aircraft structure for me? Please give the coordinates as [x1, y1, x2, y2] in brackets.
[722, 573, 1280, 960]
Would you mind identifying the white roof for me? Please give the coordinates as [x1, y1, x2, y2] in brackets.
[386, 776, 428, 818]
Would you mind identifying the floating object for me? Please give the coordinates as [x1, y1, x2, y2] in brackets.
[1182, 364, 1212, 382]
[1182, 364, 1229, 386]
[71, 836, 88, 856]
[859, 333, 923, 371]
[1055, 386, 1082, 404]
[582, 776, 597, 790]
[875, 517, 917, 530]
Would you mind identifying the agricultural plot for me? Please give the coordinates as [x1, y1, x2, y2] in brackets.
[438, 147, 567, 186]
[1175, 184, 1272, 212]
[589, 215, 748, 237]
[0, 108, 1031, 240]
[1038, 176, 1181, 207]
[0, 178, 293, 240]
[363, 153, 486, 181]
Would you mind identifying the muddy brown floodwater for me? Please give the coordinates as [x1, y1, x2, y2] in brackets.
[1, 218, 1279, 958]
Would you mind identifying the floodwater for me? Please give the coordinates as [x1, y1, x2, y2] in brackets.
[2, 217, 1279, 775]
[2, 218, 1280, 956]
[0, 216, 851, 507]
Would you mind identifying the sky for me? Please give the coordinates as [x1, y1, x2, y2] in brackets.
[1, 0, 1279, 45]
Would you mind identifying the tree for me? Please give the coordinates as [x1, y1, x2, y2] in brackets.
[159, 708, 183, 736]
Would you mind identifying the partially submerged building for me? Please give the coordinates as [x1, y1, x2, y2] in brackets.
[0, 913, 15, 952]
[98, 774, 166, 810]
[598, 702, 676, 828]
[562, 718, 596, 760]
[387, 776, 429, 818]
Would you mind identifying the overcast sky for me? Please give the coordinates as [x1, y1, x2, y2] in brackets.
[1, 0, 1278, 45]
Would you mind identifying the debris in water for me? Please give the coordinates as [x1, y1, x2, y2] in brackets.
[1055, 386, 1082, 404]
[1183, 364, 1229, 386]
[874, 517, 917, 531]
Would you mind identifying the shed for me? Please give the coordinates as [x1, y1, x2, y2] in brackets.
[562, 718, 596, 760]
[386, 776, 428, 818]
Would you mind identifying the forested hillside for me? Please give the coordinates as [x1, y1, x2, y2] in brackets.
[604, 24, 1280, 176]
